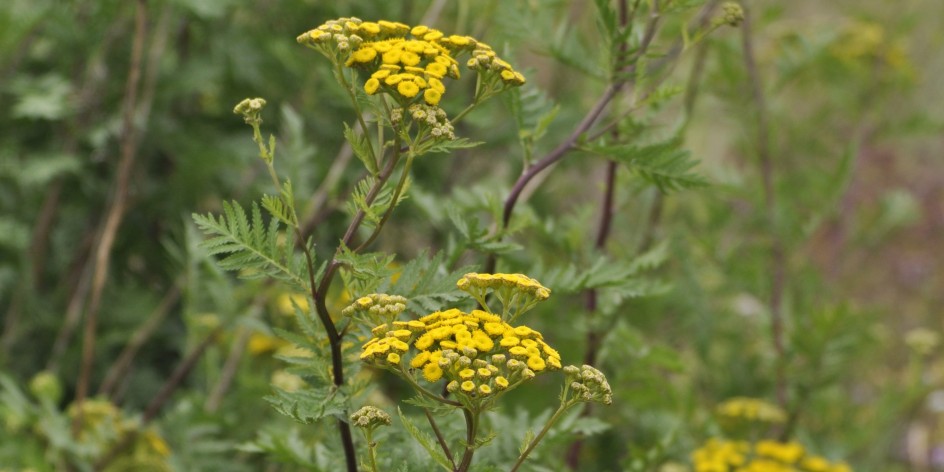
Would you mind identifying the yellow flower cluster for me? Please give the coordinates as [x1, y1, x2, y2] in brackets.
[67, 399, 173, 465]
[828, 21, 911, 75]
[466, 43, 526, 86]
[692, 439, 852, 472]
[717, 397, 787, 424]
[457, 273, 550, 300]
[298, 18, 525, 106]
[360, 307, 562, 400]
[457, 273, 550, 321]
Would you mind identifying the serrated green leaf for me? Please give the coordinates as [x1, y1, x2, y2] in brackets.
[192, 201, 309, 290]
[344, 122, 378, 175]
[583, 137, 708, 192]
[422, 138, 483, 155]
[397, 407, 453, 471]
[265, 386, 347, 424]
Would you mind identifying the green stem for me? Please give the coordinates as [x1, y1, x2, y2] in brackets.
[397, 364, 462, 407]
[456, 408, 480, 472]
[364, 428, 380, 472]
[355, 144, 415, 252]
[424, 409, 458, 470]
[510, 402, 576, 472]
[336, 62, 378, 165]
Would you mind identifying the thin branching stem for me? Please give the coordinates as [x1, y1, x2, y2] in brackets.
[424, 409, 457, 470]
[483, 0, 673, 274]
[511, 401, 577, 472]
[73, 0, 148, 436]
[355, 140, 413, 252]
[456, 408, 480, 472]
[308, 133, 407, 472]
[336, 62, 378, 165]
[740, 2, 788, 413]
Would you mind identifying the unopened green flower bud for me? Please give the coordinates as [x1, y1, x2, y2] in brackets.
[350, 405, 391, 430]
[721, 2, 744, 27]
[29, 371, 62, 403]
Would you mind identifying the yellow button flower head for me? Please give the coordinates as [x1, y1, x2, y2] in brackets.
[397, 81, 420, 98]
[364, 78, 381, 95]
[423, 363, 443, 382]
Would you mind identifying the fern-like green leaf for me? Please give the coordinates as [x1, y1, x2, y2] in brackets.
[583, 137, 708, 192]
[344, 122, 378, 175]
[192, 201, 309, 290]
[265, 385, 347, 424]
[398, 407, 454, 471]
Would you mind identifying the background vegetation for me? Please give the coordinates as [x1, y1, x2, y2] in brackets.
[1, 0, 941, 470]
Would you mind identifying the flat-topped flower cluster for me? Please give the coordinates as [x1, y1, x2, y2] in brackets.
[360, 307, 562, 402]
[347, 273, 575, 409]
[298, 18, 525, 107]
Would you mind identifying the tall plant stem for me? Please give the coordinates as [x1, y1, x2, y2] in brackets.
[511, 403, 574, 472]
[311, 140, 407, 472]
[456, 409, 480, 472]
[740, 3, 787, 411]
[483, 0, 676, 274]
[483, 84, 622, 274]
[566, 158, 619, 468]
[73, 0, 148, 436]
[424, 409, 457, 470]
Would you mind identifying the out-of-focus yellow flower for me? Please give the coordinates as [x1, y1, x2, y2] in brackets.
[275, 292, 309, 316]
[272, 370, 306, 392]
[830, 20, 912, 77]
[143, 429, 171, 457]
[691, 438, 853, 472]
[248, 332, 285, 355]
[905, 327, 940, 356]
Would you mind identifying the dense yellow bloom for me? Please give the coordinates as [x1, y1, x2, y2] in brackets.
[756, 440, 804, 464]
[352, 47, 378, 63]
[423, 88, 442, 105]
[423, 363, 443, 382]
[411, 350, 431, 368]
[356, 274, 564, 404]
[298, 17, 526, 105]
[527, 356, 546, 371]
[691, 438, 853, 472]
[495, 376, 509, 389]
[397, 81, 420, 98]
[364, 78, 380, 94]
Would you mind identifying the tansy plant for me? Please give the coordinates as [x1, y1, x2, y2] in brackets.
[346, 273, 611, 472]
[194, 16, 610, 472]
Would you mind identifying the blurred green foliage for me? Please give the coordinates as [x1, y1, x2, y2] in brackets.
[1, 0, 942, 471]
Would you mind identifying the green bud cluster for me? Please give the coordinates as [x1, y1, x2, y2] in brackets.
[350, 405, 392, 430]
[563, 364, 613, 405]
[233, 97, 267, 125]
